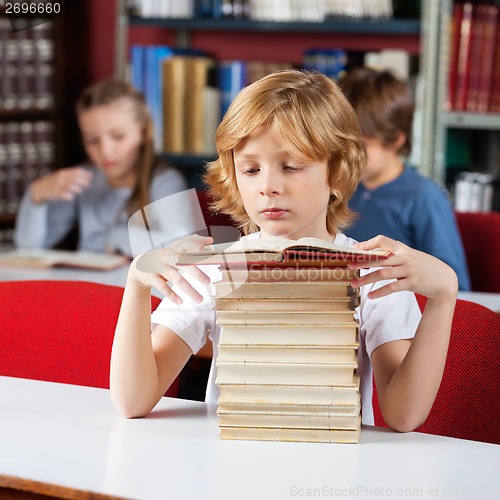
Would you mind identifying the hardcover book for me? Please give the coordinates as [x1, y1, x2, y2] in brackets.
[177, 236, 390, 267]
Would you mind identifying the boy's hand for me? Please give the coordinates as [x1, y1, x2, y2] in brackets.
[349, 235, 458, 302]
[129, 234, 214, 305]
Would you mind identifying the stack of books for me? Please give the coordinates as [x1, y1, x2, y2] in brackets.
[176, 237, 390, 443]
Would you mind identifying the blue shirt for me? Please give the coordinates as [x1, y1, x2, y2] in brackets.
[346, 165, 471, 291]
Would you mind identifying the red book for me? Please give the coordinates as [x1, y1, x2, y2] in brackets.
[454, 2, 474, 111]
[465, 4, 486, 112]
[477, 5, 499, 113]
[447, 2, 464, 111]
[488, 9, 500, 112]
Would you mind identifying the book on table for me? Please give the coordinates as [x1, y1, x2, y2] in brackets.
[215, 359, 358, 386]
[219, 323, 359, 346]
[216, 309, 355, 325]
[218, 426, 361, 444]
[171, 235, 374, 444]
[217, 379, 361, 406]
[0, 248, 129, 270]
[217, 344, 358, 363]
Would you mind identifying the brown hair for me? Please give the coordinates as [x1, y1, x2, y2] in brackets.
[339, 67, 414, 156]
[204, 70, 366, 236]
[75, 78, 155, 215]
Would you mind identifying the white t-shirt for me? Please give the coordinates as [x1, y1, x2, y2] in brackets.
[151, 232, 421, 425]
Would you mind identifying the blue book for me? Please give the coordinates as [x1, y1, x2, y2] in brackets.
[130, 45, 145, 93]
[218, 60, 247, 119]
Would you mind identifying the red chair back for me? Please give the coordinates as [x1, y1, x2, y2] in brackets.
[455, 211, 500, 292]
[0, 280, 179, 397]
[373, 295, 500, 444]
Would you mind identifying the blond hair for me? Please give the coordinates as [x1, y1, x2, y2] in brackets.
[75, 78, 155, 215]
[204, 70, 366, 235]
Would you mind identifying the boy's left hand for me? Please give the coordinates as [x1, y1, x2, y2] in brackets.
[349, 235, 458, 301]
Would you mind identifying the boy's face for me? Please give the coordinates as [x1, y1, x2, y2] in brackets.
[234, 125, 333, 241]
[362, 136, 404, 190]
[78, 98, 143, 188]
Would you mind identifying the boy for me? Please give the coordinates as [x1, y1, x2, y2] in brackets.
[339, 67, 470, 290]
[110, 70, 458, 433]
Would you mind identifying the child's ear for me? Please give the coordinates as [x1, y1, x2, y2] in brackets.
[393, 132, 407, 153]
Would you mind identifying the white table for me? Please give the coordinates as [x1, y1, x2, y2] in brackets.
[0, 376, 498, 500]
[0, 264, 130, 288]
[458, 291, 500, 313]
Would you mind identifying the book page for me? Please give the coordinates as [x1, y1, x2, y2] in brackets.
[0, 249, 129, 270]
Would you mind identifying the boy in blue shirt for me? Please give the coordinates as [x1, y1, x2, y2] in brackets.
[340, 68, 470, 291]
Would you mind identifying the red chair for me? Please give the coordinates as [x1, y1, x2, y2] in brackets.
[0, 280, 179, 397]
[373, 295, 500, 444]
[455, 211, 500, 293]
[196, 189, 241, 243]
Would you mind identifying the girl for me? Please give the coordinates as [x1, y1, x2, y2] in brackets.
[14, 79, 187, 257]
[110, 70, 458, 432]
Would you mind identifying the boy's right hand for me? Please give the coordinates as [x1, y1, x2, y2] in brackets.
[129, 234, 214, 305]
[31, 167, 94, 204]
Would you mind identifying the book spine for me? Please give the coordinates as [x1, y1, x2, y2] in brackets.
[447, 2, 463, 111]
[488, 8, 500, 113]
[0, 123, 6, 215]
[454, 2, 474, 111]
[465, 4, 485, 112]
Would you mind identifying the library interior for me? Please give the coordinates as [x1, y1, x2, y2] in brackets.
[0, 1, 499, 499]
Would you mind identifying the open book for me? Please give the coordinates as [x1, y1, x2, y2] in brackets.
[176, 236, 390, 267]
[0, 249, 129, 271]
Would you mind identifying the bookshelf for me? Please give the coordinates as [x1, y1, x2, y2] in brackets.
[115, 0, 422, 183]
[420, 0, 500, 189]
[0, 7, 64, 244]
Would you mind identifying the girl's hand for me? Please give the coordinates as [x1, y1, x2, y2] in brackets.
[349, 235, 458, 302]
[31, 167, 94, 204]
[129, 234, 214, 305]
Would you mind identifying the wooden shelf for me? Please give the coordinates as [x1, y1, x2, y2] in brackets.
[443, 112, 500, 131]
[129, 16, 421, 35]
[161, 153, 215, 170]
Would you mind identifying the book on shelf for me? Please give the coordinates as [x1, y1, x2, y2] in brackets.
[488, 6, 500, 113]
[184, 56, 219, 155]
[465, 3, 485, 112]
[176, 236, 390, 267]
[218, 425, 361, 444]
[449, 1, 500, 113]
[162, 55, 188, 154]
[453, 1, 474, 111]
[0, 249, 129, 270]
[477, 4, 499, 113]
[215, 359, 358, 386]
[217, 344, 358, 363]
